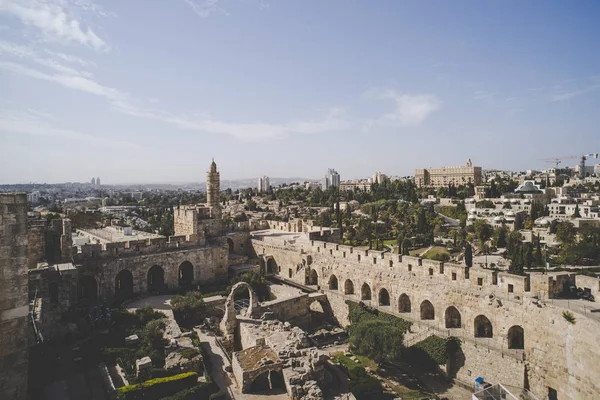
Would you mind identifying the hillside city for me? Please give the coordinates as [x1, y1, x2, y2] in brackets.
[2, 156, 600, 400]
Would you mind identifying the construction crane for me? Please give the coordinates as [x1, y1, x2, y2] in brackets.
[579, 153, 598, 179]
[539, 155, 578, 169]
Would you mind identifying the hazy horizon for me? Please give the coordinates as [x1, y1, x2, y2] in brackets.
[2, 0, 600, 184]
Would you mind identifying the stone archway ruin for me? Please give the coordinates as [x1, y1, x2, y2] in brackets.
[220, 282, 259, 338]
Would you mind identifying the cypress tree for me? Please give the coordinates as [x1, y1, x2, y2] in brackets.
[464, 243, 473, 268]
[534, 234, 543, 266]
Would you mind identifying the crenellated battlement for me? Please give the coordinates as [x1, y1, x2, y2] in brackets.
[73, 233, 208, 261]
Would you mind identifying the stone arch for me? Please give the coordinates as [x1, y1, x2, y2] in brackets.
[178, 261, 194, 287]
[328, 274, 338, 290]
[361, 283, 372, 301]
[308, 269, 318, 286]
[249, 370, 285, 393]
[445, 306, 461, 328]
[474, 315, 493, 338]
[398, 293, 411, 313]
[115, 269, 134, 299]
[226, 237, 234, 253]
[507, 325, 524, 349]
[378, 288, 390, 306]
[220, 282, 258, 337]
[77, 275, 98, 301]
[344, 279, 354, 295]
[267, 258, 277, 274]
[147, 265, 165, 293]
[420, 300, 434, 320]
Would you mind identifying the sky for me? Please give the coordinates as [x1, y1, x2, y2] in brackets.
[1, 0, 600, 184]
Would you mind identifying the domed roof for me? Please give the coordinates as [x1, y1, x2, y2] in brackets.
[515, 180, 543, 194]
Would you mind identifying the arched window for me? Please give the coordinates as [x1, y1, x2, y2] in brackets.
[361, 283, 372, 301]
[445, 306, 461, 328]
[178, 261, 194, 287]
[147, 265, 165, 293]
[398, 294, 411, 313]
[378, 288, 390, 306]
[115, 269, 134, 299]
[328, 275, 338, 290]
[474, 315, 493, 338]
[507, 325, 524, 349]
[420, 300, 435, 320]
[344, 279, 354, 295]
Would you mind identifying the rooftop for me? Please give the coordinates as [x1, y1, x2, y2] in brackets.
[75, 226, 163, 244]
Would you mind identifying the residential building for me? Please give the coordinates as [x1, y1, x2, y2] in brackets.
[322, 168, 340, 190]
[27, 191, 40, 204]
[415, 158, 482, 188]
[91, 177, 96, 185]
[340, 180, 372, 192]
[96, 177, 101, 186]
[258, 176, 270, 193]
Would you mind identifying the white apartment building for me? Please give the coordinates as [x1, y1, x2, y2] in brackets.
[27, 191, 40, 204]
[322, 169, 340, 190]
[258, 176, 270, 193]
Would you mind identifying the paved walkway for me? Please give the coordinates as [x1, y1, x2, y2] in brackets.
[195, 329, 244, 400]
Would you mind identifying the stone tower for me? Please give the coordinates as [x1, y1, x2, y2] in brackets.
[206, 159, 220, 209]
[0, 193, 29, 399]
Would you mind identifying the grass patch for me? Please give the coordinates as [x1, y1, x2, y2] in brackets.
[332, 352, 378, 373]
[409, 247, 430, 257]
[390, 383, 438, 400]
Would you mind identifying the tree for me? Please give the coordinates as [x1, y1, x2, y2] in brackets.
[464, 243, 473, 268]
[573, 204, 581, 218]
[402, 238, 411, 256]
[171, 292, 206, 328]
[348, 320, 404, 364]
[524, 243, 533, 269]
[509, 244, 524, 275]
[556, 221, 577, 247]
[534, 234, 544, 266]
[473, 220, 493, 250]
[495, 226, 508, 248]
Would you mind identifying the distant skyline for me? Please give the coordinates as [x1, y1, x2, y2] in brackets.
[1, 0, 600, 184]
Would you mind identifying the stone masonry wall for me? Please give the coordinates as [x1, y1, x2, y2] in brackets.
[0, 193, 29, 400]
[251, 235, 600, 399]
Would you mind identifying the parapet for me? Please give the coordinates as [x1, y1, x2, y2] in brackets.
[73, 232, 208, 261]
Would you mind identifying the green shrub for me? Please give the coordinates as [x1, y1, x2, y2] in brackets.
[348, 320, 404, 364]
[347, 301, 412, 334]
[348, 367, 383, 400]
[171, 292, 206, 328]
[563, 311, 576, 324]
[161, 381, 220, 400]
[403, 335, 461, 372]
[135, 306, 165, 326]
[117, 372, 198, 400]
[180, 348, 200, 360]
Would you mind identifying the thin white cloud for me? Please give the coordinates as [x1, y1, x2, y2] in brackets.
[0, 40, 93, 77]
[473, 90, 495, 100]
[0, 109, 139, 148]
[551, 84, 600, 101]
[0, 0, 108, 50]
[366, 88, 442, 127]
[183, 0, 225, 18]
[0, 60, 352, 141]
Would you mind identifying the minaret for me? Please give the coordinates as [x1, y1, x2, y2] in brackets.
[206, 158, 220, 211]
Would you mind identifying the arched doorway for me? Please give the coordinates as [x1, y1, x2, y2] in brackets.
[378, 288, 390, 306]
[249, 370, 285, 393]
[361, 283, 372, 301]
[267, 258, 277, 274]
[507, 325, 524, 349]
[328, 275, 338, 290]
[115, 269, 134, 299]
[178, 261, 194, 288]
[147, 265, 165, 293]
[474, 315, 493, 338]
[227, 238, 234, 253]
[77, 276, 98, 301]
[420, 300, 434, 320]
[398, 294, 411, 313]
[308, 269, 318, 286]
[344, 279, 354, 295]
[445, 306, 461, 328]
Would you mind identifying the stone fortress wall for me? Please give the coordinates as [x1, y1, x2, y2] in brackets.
[0, 194, 29, 400]
[250, 230, 600, 400]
